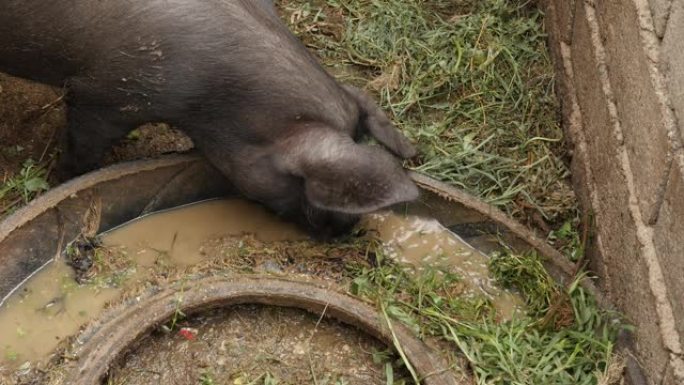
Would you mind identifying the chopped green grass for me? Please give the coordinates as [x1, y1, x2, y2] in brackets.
[547, 210, 586, 262]
[346, 248, 626, 385]
[278, 0, 575, 224]
[450, 264, 626, 385]
[489, 250, 558, 317]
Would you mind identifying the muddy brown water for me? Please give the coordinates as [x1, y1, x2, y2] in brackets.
[0, 199, 523, 378]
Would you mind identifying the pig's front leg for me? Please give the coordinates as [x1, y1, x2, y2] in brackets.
[56, 103, 135, 180]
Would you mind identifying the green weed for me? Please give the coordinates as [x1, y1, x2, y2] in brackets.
[547, 213, 585, 262]
[346, 247, 626, 385]
[0, 158, 50, 215]
[489, 250, 557, 317]
[200, 372, 217, 385]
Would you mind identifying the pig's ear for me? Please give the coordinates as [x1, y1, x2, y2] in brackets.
[302, 145, 420, 214]
[282, 128, 419, 214]
[342, 85, 417, 159]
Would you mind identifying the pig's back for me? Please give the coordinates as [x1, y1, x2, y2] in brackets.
[0, 0, 357, 135]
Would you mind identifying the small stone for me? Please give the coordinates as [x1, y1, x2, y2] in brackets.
[293, 342, 307, 355]
[259, 260, 283, 274]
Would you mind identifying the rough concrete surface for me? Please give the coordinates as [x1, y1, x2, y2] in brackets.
[543, 0, 684, 383]
[558, 39, 610, 285]
[570, 5, 673, 382]
[653, 152, 684, 341]
[557, 0, 577, 43]
[544, 4, 613, 289]
[649, 0, 673, 38]
[662, 1, 684, 146]
[543, 1, 571, 127]
[595, 0, 673, 223]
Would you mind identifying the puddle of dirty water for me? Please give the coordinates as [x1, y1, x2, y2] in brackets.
[361, 213, 523, 320]
[0, 198, 523, 373]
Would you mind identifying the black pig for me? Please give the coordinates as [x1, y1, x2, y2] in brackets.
[0, 0, 419, 238]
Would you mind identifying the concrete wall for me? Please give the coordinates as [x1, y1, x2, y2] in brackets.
[542, 0, 684, 384]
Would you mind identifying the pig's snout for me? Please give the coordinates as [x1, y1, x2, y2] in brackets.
[301, 205, 360, 240]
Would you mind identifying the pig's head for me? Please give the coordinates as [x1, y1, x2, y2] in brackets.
[229, 122, 419, 240]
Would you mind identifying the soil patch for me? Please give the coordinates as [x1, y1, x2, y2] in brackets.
[108, 305, 397, 385]
[0, 73, 193, 218]
[0, 73, 64, 175]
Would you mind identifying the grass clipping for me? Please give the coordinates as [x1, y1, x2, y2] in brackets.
[279, 0, 575, 223]
[348, 248, 626, 385]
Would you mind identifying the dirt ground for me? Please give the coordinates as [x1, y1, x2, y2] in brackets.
[0, 73, 193, 217]
[108, 305, 398, 385]
[0, 73, 64, 182]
